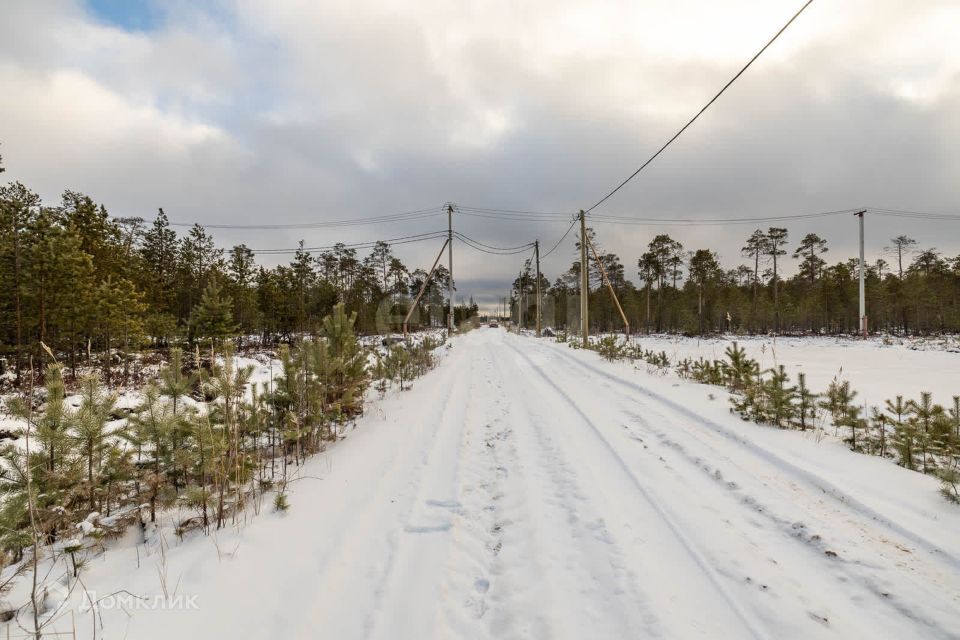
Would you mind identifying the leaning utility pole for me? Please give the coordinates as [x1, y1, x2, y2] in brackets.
[535, 240, 542, 337]
[585, 232, 630, 336]
[579, 210, 589, 344]
[447, 203, 455, 332]
[856, 209, 867, 338]
[403, 238, 450, 337]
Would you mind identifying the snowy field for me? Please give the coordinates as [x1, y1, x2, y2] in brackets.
[7, 328, 959, 639]
[629, 334, 960, 410]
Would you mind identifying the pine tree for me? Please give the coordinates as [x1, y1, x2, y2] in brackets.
[22, 211, 95, 370]
[886, 396, 916, 469]
[178, 223, 224, 318]
[820, 380, 866, 449]
[228, 244, 259, 339]
[939, 459, 960, 504]
[793, 233, 828, 330]
[36, 364, 69, 474]
[159, 347, 194, 415]
[182, 408, 224, 531]
[190, 278, 238, 348]
[741, 229, 766, 329]
[723, 342, 757, 393]
[0, 182, 40, 381]
[0, 443, 37, 559]
[765, 227, 789, 333]
[839, 402, 868, 451]
[907, 392, 945, 473]
[870, 407, 888, 457]
[71, 375, 118, 511]
[206, 344, 254, 527]
[688, 249, 720, 334]
[795, 372, 818, 431]
[763, 365, 798, 428]
[947, 396, 960, 449]
[124, 384, 176, 522]
[385, 343, 411, 390]
[6, 365, 82, 545]
[94, 275, 146, 385]
[319, 303, 367, 424]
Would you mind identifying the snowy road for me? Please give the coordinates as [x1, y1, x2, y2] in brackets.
[81, 328, 960, 639]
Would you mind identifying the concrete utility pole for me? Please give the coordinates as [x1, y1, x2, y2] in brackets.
[580, 210, 589, 344]
[856, 210, 867, 338]
[535, 240, 541, 337]
[447, 204, 455, 332]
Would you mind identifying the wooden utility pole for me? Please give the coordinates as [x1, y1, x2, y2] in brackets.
[519, 270, 524, 330]
[447, 204, 455, 332]
[580, 210, 589, 344]
[535, 240, 541, 337]
[855, 210, 867, 338]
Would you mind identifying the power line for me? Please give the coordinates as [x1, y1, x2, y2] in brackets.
[584, 0, 816, 214]
[456, 205, 575, 217]
[868, 207, 960, 221]
[247, 231, 449, 255]
[252, 230, 447, 253]
[587, 207, 858, 226]
[165, 206, 445, 230]
[456, 211, 572, 224]
[541, 217, 579, 259]
[454, 232, 535, 255]
[453, 231, 534, 252]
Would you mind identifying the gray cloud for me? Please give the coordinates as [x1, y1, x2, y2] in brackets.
[1, 0, 959, 310]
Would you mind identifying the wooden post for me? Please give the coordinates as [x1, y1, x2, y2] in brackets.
[580, 211, 589, 344]
[403, 238, 450, 337]
[585, 232, 630, 336]
[535, 240, 542, 337]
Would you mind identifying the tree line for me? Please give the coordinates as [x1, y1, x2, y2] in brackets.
[512, 226, 960, 336]
[0, 180, 477, 386]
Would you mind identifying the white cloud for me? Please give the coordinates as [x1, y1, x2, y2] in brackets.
[1, 0, 959, 307]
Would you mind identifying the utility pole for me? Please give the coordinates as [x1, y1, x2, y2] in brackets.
[580, 210, 589, 345]
[856, 210, 867, 338]
[535, 240, 541, 337]
[403, 238, 451, 337]
[447, 204, 455, 332]
[519, 270, 524, 330]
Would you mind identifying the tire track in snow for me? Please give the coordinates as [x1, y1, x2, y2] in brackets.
[466, 339, 560, 639]
[503, 336, 769, 640]
[363, 337, 482, 640]
[617, 406, 960, 638]
[282, 342, 474, 640]
[528, 337, 960, 638]
[492, 338, 664, 639]
[426, 337, 528, 638]
[534, 339, 960, 571]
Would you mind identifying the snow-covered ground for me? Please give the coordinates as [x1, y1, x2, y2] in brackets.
[6, 328, 960, 639]
[630, 334, 960, 409]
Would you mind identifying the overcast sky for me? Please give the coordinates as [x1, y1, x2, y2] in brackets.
[2, 0, 959, 309]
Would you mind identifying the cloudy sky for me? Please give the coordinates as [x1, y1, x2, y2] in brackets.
[2, 0, 959, 308]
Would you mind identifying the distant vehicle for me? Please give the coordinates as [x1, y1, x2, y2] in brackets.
[488, 321, 499, 328]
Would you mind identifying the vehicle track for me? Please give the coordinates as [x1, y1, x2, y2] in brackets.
[530, 337, 960, 569]
[520, 334, 960, 637]
[503, 336, 769, 639]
